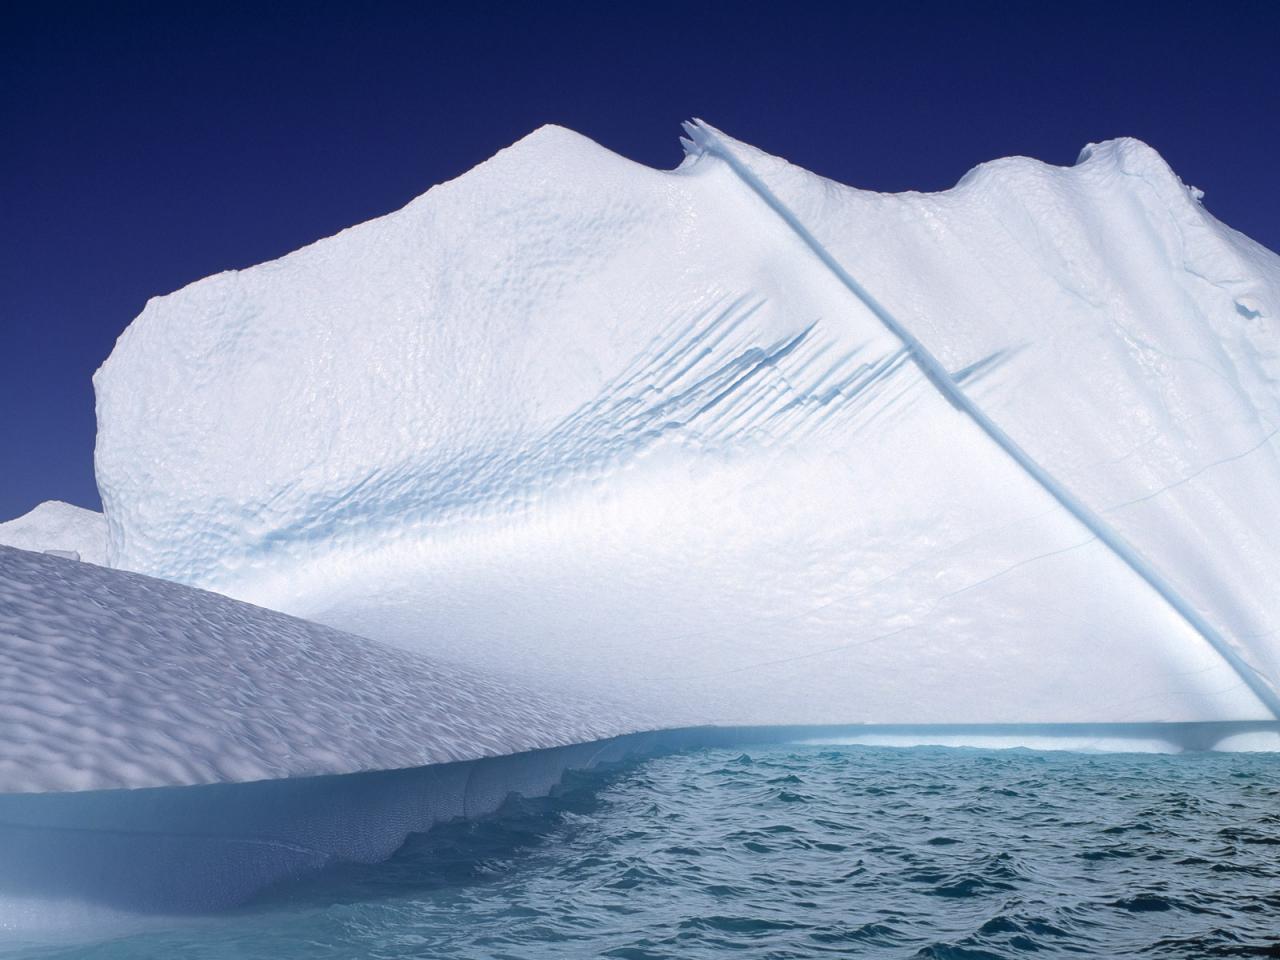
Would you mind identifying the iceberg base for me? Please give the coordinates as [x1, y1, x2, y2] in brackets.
[1, 721, 1275, 933]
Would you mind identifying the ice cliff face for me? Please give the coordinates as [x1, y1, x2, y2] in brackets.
[94, 122, 1280, 728]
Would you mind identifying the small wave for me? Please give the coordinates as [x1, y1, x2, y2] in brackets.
[9, 744, 1279, 959]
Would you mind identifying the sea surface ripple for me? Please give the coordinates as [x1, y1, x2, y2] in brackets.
[21, 745, 1280, 958]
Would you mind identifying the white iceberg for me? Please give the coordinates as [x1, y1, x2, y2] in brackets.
[4, 121, 1280, 930]
[0, 500, 105, 565]
[93, 122, 1280, 729]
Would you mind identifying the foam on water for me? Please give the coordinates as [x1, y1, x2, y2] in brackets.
[12, 745, 1278, 959]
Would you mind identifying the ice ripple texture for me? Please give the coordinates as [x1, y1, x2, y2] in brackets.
[0, 546, 650, 792]
[19, 745, 1280, 959]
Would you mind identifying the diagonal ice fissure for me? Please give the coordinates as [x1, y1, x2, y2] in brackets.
[683, 119, 1280, 720]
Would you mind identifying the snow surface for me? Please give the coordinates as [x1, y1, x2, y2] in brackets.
[0, 501, 105, 565]
[93, 122, 1280, 729]
[0, 545, 650, 793]
[686, 124, 1280, 711]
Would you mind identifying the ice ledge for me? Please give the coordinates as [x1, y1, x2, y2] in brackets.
[0, 730, 695, 927]
[0, 545, 655, 793]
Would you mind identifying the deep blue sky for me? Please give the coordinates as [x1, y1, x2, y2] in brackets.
[2, 0, 1277, 520]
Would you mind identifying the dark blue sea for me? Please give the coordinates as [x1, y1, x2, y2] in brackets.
[18, 745, 1280, 959]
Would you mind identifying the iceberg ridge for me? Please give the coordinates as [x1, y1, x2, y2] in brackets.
[90, 121, 1280, 729]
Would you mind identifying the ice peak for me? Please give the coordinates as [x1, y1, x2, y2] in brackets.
[496, 122, 603, 159]
[0, 499, 99, 528]
[1076, 135, 1167, 171]
[478, 123, 655, 181]
[0, 500, 106, 566]
[1075, 136, 1202, 202]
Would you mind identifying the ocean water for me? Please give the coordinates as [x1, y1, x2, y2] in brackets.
[15, 745, 1280, 959]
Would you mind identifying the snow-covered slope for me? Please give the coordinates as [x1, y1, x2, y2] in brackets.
[0, 545, 648, 793]
[93, 123, 1280, 729]
[686, 125, 1280, 709]
[0, 501, 105, 565]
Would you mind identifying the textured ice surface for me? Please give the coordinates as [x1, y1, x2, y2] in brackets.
[0, 545, 650, 793]
[685, 125, 1280, 707]
[94, 123, 1280, 727]
[0, 502, 105, 565]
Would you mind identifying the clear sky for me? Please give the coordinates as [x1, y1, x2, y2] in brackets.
[2, 0, 1277, 521]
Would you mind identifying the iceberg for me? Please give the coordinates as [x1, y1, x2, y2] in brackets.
[6, 119, 1280, 932]
[0, 500, 105, 565]
[93, 122, 1280, 729]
